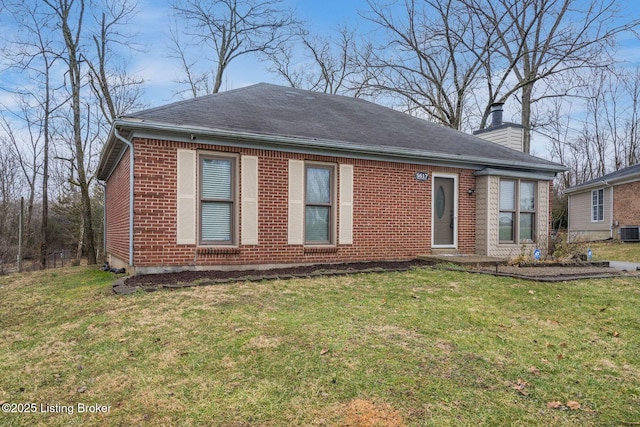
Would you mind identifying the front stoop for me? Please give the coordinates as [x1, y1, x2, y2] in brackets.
[418, 254, 508, 267]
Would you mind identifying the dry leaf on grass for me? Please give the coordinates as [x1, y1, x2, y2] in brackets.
[320, 347, 329, 355]
[547, 401, 564, 409]
[512, 379, 529, 396]
[567, 400, 581, 410]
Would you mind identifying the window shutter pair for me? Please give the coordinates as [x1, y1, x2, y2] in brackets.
[287, 160, 353, 245]
[176, 150, 258, 245]
[175, 153, 354, 246]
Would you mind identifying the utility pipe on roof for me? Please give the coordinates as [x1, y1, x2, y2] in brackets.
[114, 128, 134, 267]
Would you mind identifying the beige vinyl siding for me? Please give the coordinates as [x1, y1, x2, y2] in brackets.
[176, 149, 197, 244]
[475, 175, 489, 256]
[482, 176, 551, 259]
[568, 187, 612, 242]
[475, 127, 524, 152]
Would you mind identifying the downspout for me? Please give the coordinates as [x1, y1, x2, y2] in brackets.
[114, 128, 135, 267]
[607, 180, 613, 240]
[97, 181, 106, 262]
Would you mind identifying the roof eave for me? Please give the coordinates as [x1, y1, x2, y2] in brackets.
[102, 118, 567, 175]
[564, 171, 640, 194]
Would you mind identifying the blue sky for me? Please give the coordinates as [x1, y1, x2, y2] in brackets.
[135, 0, 374, 105]
[3, 0, 640, 161]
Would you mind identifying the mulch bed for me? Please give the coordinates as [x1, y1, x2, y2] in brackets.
[112, 259, 639, 295]
[113, 259, 434, 294]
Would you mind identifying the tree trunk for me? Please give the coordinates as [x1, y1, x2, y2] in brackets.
[59, 0, 97, 265]
[76, 214, 84, 265]
[521, 84, 533, 154]
[40, 96, 49, 270]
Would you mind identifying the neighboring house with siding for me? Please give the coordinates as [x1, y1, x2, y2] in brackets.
[565, 163, 640, 242]
[97, 84, 566, 274]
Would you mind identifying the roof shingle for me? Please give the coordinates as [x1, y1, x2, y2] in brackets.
[123, 83, 562, 170]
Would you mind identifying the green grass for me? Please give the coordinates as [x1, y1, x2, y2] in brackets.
[589, 240, 640, 262]
[1, 266, 639, 426]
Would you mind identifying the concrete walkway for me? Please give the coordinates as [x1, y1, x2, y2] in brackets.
[607, 260, 640, 272]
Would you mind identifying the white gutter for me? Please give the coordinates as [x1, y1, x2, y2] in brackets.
[114, 128, 135, 268]
[97, 181, 107, 262]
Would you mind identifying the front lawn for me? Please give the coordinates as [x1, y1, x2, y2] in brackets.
[589, 240, 640, 263]
[0, 266, 639, 426]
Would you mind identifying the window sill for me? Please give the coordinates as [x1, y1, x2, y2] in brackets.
[197, 247, 240, 255]
[304, 246, 339, 254]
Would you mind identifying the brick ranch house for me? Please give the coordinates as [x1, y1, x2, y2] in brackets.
[97, 84, 566, 274]
[565, 163, 640, 242]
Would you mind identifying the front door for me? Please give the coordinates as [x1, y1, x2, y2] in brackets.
[433, 176, 456, 247]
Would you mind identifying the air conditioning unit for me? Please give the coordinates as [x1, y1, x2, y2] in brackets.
[619, 226, 640, 242]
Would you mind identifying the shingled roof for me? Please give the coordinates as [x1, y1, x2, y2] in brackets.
[98, 83, 564, 179]
[565, 163, 640, 194]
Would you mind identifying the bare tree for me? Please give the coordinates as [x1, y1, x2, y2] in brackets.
[0, 137, 21, 272]
[269, 25, 361, 96]
[1, 0, 63, 268]
[85, 0, 145, 125]
[0, 104, 43, 241]
[465, 0, 640, 153]
[2, 0, 142, 266]
[42, 0, 99, 264]
[170, 0, 298, 96]
[361, 0, 492, 130]
[621, 67, 640, 167]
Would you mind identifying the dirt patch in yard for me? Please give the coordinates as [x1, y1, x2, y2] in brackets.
[112, 259, 639, 294]
[339, 398, 406, 427]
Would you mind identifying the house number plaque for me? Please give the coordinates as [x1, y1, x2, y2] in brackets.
[415, 172, 429, 181]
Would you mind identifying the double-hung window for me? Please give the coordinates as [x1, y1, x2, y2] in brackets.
[591, 188, 604, 222]
[499, 179, 536, 243]
[305, 165, 334, 244]
[199, 155, 236, 245]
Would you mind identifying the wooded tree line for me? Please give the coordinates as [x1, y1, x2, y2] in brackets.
[1, 0, 638, 270]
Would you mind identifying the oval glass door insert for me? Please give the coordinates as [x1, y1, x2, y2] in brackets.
[436, 186, 445, 219]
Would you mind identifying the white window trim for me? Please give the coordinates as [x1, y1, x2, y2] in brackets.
[431, 172, 458, 249]
[197, 151, 239, 247]
[304, 161, 337, 246]
[591, 188, 605, 223]
[498, 178, 537, 244]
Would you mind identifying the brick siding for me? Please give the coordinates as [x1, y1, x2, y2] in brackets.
[613, 181, 640, 227]
[108, 138, 477, 269]
[105, 146, 131, 263]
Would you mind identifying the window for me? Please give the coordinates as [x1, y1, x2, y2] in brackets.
[592, 188, 604, 222]
[199, 155, 236, 245]
[305, 165, 334, 244]
[499, 179, 536, 243]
